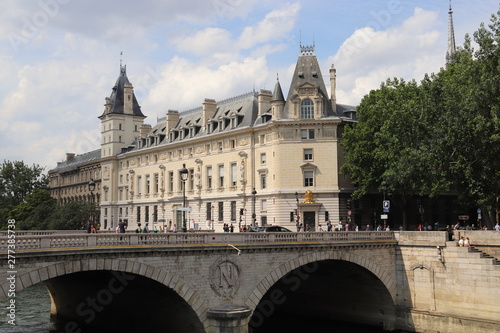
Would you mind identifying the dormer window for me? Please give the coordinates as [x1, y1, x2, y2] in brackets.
[301, 99, 314, 119]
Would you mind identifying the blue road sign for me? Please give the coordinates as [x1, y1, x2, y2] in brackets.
[383, 200, 390, 213]
[477, 208, 481, 215]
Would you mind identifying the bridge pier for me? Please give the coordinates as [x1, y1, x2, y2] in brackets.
[207, 305, 252, 333]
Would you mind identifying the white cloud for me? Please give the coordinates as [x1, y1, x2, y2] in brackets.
[142, 56, 271, 114]
[330, 7, 445, 105]
[172, 2, 300, 58]
[0, 59, 109, 168]
[238, 3, 300, 49]
[174, 28, 233, 56]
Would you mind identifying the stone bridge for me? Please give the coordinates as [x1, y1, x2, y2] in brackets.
[0, 231, 499, 333]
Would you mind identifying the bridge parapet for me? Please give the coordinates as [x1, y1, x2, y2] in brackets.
[0, 231, 396, 251]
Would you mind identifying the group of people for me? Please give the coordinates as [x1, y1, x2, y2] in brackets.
[86, 221, 98, 233]
[222, 223, 235, 232]
[296, 223, 314, 232]
[458, 236, 471, 247]
[453, 222, 489, 230]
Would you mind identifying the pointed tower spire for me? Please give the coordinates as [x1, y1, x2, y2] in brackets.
[446, 0, 456, 65]
[272, 74, 285, 102]
[271, 75, 285, 120]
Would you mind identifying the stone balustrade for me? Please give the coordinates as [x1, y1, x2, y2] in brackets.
[0, 231, 397, 251]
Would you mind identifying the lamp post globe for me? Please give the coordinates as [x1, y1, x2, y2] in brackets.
[251, 188, 257, 225]
[179, 164, 189, 232]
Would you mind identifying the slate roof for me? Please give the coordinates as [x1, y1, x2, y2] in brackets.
[127, 92, 259, 152]
[99, 65, 145, 118]
[49, 149, 101, 174]
[284, 44, 334, 117]
[271, 79, 285, 102]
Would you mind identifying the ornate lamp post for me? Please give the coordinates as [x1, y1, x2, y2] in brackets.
[88, 179, 96, 225]
[180, 164, 189, 232]
[211, 205, 214, 231]
[295, 191, 299, 224]
[251, 188, 257, 225]
[419, 204, 425, 228]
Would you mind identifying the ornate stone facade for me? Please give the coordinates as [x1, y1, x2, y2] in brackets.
[96, 45, 357, 231]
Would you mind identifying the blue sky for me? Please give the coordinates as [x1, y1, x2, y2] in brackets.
[0, 0, 498, 169]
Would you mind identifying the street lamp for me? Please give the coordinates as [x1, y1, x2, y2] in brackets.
[179, 164, 189, 232]
[419, 204, 425, 228]
[252, 188, 257, 225]
[295, 192, 299, 224]
[211, 205, 214, 231]
[88, 179, 96, 224]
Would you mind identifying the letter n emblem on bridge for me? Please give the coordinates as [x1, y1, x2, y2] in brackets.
[210, 258, 241, 299]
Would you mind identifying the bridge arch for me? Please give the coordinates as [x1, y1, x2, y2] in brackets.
[246, 248, 397, 312]
[245, 247, 399, 331]
[5, 257, 209, 331]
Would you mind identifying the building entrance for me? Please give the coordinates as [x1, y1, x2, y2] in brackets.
[304, 212, 315, 230]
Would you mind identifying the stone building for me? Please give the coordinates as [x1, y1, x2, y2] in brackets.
[97, 44, 357, 231]
[48, 150, 102, 226]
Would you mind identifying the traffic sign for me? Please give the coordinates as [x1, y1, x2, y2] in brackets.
[381, 214, 388, 220]
[383, 200, 390, 213]
[347, 210, 352, 216]
[477, 208, 482, 215]
[176, 207, 192, 212]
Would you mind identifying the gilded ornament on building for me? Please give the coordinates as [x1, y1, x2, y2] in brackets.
[304, 190, 314, 204]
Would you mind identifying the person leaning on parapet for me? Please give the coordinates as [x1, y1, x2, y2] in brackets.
[118, 219, 127, 233]
[495, 223, 500, 231]
[327, 221, 332, 231]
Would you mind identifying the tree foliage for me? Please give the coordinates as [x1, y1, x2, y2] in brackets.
[9, 189, 56, 230]
[341, 8, 500, 229]
[48, 201, 92, 230]
[0, 160, 48, 228]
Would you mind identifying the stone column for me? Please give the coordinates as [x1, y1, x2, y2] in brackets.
[207, 305, 252, 333]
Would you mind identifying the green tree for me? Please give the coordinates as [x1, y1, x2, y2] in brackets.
[48, 201, 92, 230]
[435, 15, 500, 228]
[341, 7, 500, 229]
[0, 160, 48, 228]
[9, 189, 56, 230]
[341, 78, 450, 229]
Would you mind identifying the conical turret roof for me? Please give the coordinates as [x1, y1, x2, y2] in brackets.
[271, 78, 285, 102]
[100, 65, 145, 118]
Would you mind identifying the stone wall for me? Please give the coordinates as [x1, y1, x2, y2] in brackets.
[396, 231, 500, 333]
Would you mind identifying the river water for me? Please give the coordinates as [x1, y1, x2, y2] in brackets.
[0, 284, 402, 333]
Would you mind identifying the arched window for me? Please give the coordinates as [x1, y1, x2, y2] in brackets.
[300, 99, 314, 119]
